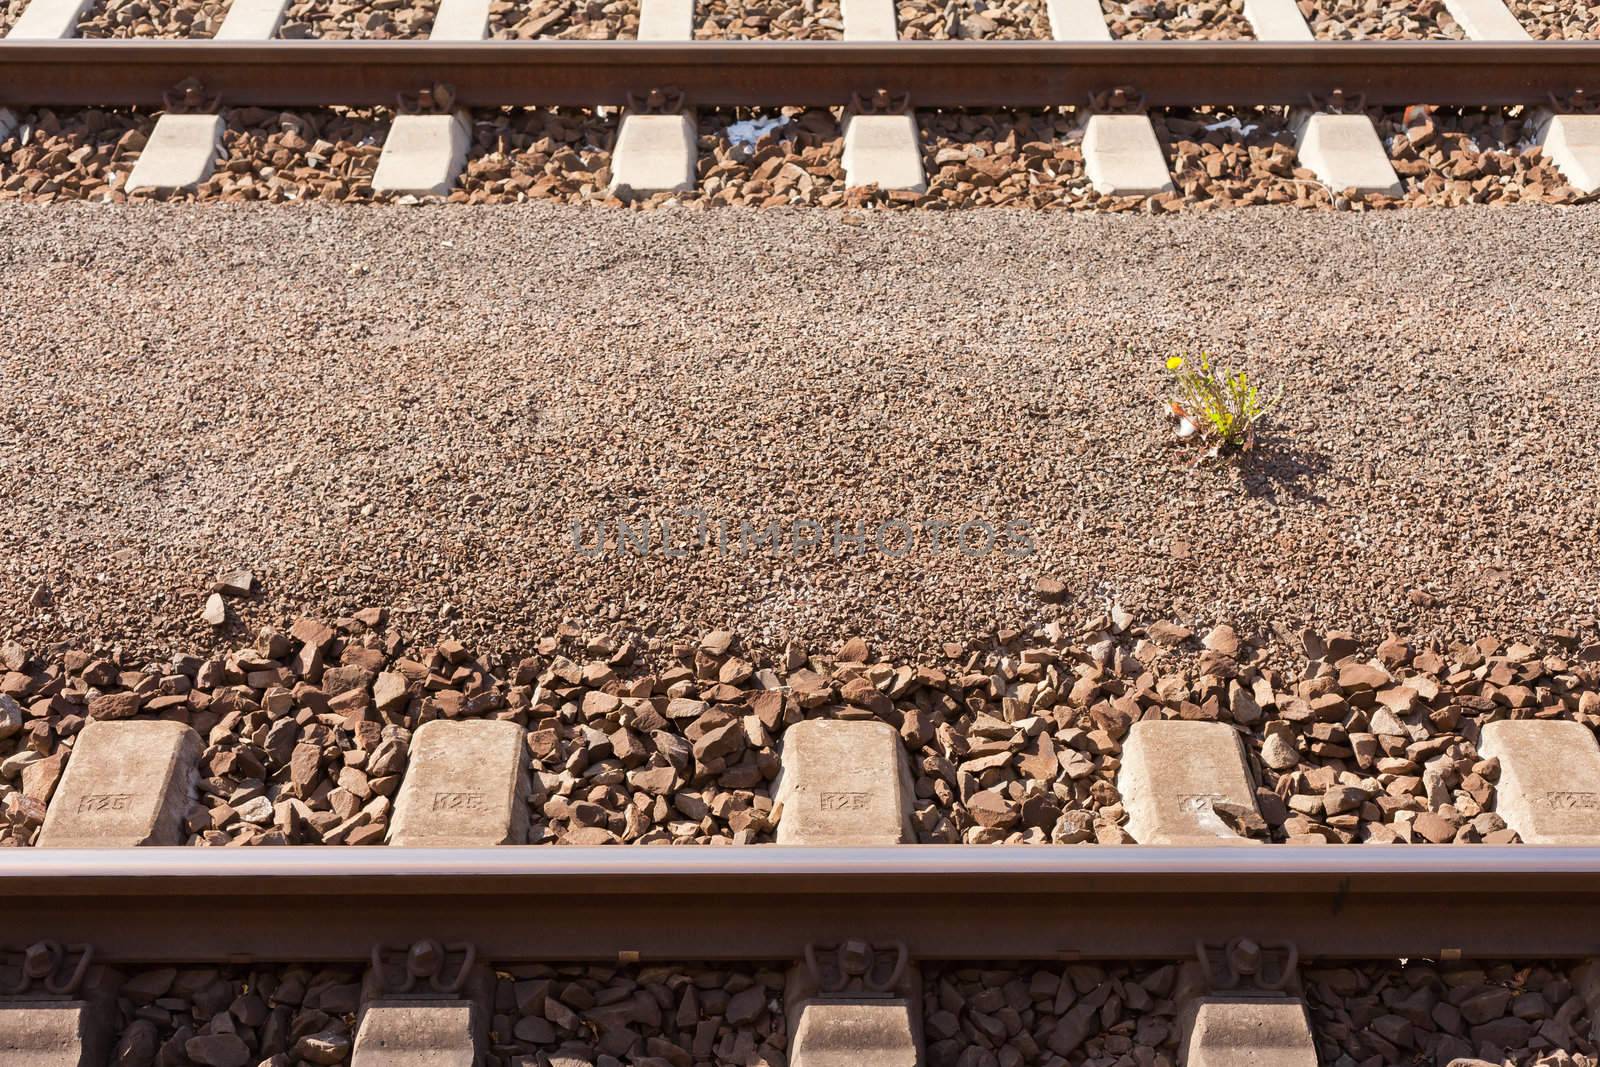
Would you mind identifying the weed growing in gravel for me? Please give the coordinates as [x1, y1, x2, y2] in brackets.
[1164, 352, 1279, 459]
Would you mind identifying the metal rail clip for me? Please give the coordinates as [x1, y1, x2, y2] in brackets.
[1550, 88, 1598, 114]
[1194, 937, 1298, 996]
[0, 941, 95, 1001]
[803, 940, 909, 1000]
[846, 90, 912, 118]
[370, 939, 477, 997]
[1309, 88, 1364, 114]
[163, 77, 218, 114]
[397, 83, 458, 115]
[1088, 85, 1146, 114]
[626, 88, 686, 115]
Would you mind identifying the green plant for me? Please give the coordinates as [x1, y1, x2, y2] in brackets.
[1163, 352, 1279, 455]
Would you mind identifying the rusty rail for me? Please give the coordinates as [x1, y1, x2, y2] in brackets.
[6, 846, 1600, 963]
[0, 40, 1598, 109]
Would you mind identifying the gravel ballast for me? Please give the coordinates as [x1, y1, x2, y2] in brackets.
[487, 0, 639, 38]
[1298, 0, 1464, 37]
[1306, 960, 1599, 1066]
[1101, 0, 1254, 38]
[695, 0, 844, 37]
[277, 0, 436, 37]
[93, 956, 1600, 1067]
[1508, 0, 1600, 36]
[2, 620, 1596, 846]
[1, 205, 1597, 659]
[73, 0, 230, 35]
[102, 961, 786, 1067]
[2, 106, 1591, 208]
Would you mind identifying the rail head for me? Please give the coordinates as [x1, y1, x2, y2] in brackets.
[8, 846, 1600, 962]
[2, 40, 1599, 108]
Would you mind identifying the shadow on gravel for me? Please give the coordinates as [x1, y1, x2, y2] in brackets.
[1237, 435, 1338, 505]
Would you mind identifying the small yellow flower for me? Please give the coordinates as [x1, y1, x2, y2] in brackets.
[1165, 356, 1184, 371]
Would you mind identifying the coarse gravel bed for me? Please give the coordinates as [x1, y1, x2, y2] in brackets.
[277, 0, 436, 37]
[1101, 0, 1254, 38]
[898, 0, 1051, 38]
[74, 0, 230, 35]
[92, 957, 1600, 1067]
[694, 0, 843, 38]
[487, 0, 638, 38]
[1298, 0, 1464, 37]
[2, 106, 1590, 208]
[1, 204, 1599, 658]
[99, 961, 786, 1066]
[1307, 960, 1598, 1066]
[2, 619, 1597, 846]
[1507, 0, 1600, 37]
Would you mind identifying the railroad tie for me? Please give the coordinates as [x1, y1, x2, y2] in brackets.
[1241, 0, 1402, 197]
[0, 996, 118, 1067]
[126, 113, 228, 195]
[1050, 0, 1175, 196]
[1, 0, 99, 201]
[1117, 720, 1263, 845]
[1443, 0, 1529, 39]
[4, 0, 96, 40]
[369, 0, 483, 198]
[352, 944, 494, 1066]
[212, 0, 291, 38]
[1178, 996, 1319, 1067]
[1435, 0, 1600, 194]
[36, 719, 202, 848]
[775, 719, 921, 1066]
[606, 0, 698, 200]
[124, 0, 292, 193]
[840, 0, 926, 192]
[1534, 112, 1600, 194]
[1239, 0, 1313, 41]
[387, 719, 530, 846]
[1478, 719, 1600, 844]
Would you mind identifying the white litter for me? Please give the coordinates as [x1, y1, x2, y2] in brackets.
[726, 116, 789, 148]
[1203, 117, 1259, 137]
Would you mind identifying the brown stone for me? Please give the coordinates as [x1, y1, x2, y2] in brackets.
[87, 691, 143, 720]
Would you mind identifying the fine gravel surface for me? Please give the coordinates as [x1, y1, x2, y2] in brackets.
[1298, 0, 1464, 37]
[1101, 0, 1254, 38]
[1, 206, 1599, 659]
[1507, 0, 1600, 36]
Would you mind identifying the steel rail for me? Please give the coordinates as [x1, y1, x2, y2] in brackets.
[0, 40, 1599, 109]
[7, 846, 1600, 962]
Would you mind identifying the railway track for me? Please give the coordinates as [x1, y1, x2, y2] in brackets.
[4, 0, 1600, 205]
[6, 847, 1600, 1064]
[5, 619, 1600, 1063]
